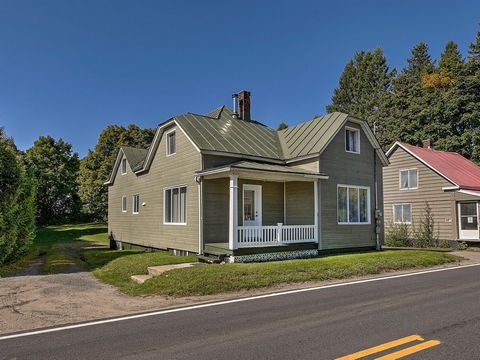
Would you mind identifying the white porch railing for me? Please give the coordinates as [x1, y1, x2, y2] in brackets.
[237, 223, 317, 248]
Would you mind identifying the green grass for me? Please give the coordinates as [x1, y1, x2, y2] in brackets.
[0, 224, 108, 276]
[89, 250, 461, 297]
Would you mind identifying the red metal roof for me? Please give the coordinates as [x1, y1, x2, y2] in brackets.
[398, 142, 480, 190]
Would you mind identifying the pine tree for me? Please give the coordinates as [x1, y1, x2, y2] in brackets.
[327, 48, 395, 127]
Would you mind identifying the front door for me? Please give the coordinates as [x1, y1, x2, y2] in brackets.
[458, 202, 479, 240]
[243, 184, 262, 227]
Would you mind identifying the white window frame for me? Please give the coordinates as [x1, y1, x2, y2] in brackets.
[399, 168, 418, 190]
[121, 158, 127, 175]
[166, 129, 176, 156]
[337, 184, 371, 225]
[163, 185, 187, 225]
[121, 195, 127, 213]
[132, 194, 139, 215]
[345, 126, 360, 154]
[393, 203, 412, 224]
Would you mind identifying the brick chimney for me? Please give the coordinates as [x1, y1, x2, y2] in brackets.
[423, 139, 432, 149]
[238, 90, 251, 121]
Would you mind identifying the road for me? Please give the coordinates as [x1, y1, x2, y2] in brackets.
[1, 265, 480, 359]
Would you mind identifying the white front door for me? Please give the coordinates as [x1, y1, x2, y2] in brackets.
[458, 202, 479, 240]
[243, 184, 262, 227]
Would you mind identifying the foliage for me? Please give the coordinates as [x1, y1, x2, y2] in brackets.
[457, 241, 469, 251]
[24, 136, 80, 225]
[0, 129, 36, 266]
[384, 222, 411, 247]
[412, 201, 440, 248]
[327, 30, 480, 162]
[327, 48, 395, 130]
[277, 122, 288, 130]
[88, 250, 459, 296]
[78, 124, 155, 222]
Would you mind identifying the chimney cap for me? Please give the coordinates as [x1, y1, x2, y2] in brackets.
[423, 139, 433, 149]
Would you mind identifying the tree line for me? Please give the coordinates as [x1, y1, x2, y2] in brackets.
[327, 30, 480, 161]
[1, 29, 479, 266]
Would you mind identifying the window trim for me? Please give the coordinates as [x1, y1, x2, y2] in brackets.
[393, 203, 412, 224]
[121, 195, 127, 213]
[132, 194, 140, 215]
[166, 129, 176, 157]
[163, 184, 187, 225]
[345, 126, 361, 154]
[337, 184, 371, 225]
[399, 168, 418, 190]
[121, 158, 127, 175]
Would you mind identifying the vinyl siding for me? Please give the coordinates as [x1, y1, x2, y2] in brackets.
[319, 121, 383, 250]
[108, 124, 202, 252]
[285, 182, 314, 225]
[383, 146, 456, 240]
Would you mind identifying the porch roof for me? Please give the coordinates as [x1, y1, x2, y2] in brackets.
[195, 161, 328, 180]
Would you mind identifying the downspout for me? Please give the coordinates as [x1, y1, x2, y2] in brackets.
[195, 176, 204, 255]
[374, 149, 381, 251]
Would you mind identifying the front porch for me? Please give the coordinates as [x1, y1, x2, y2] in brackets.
[197, 161, 328, 260]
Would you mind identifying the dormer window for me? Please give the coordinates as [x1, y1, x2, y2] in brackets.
[167, 130, 176, 156]
[345, 127, 360, 154]
[121, 158, 127, 175]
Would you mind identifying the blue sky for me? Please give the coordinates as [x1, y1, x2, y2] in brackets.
[1, 0, 479, 157]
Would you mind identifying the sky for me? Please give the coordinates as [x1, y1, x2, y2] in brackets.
[1, 0, 479, 157]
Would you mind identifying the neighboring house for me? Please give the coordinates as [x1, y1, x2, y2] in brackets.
[385, 140, 480, 243]
[105, 90, 388, 262]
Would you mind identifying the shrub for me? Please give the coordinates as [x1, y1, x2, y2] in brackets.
[412, 201, 439, 248]
[0, 133, 36, 265]
[385, 222, 411, 247]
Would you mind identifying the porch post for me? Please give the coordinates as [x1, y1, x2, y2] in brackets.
[314, 179, 318, 243]
[229, 175, 238, 250]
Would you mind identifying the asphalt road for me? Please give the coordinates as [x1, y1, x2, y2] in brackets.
[1, 265, 480, 360]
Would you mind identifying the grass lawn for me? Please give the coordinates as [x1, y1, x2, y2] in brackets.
[86, 249, 461, 297]
[0, 224, 108, 275]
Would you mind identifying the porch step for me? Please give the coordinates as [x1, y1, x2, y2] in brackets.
[130, 274, 153, 284]
[197, 254, 223, 264]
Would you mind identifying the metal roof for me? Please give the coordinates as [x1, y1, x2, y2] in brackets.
[388, 142, 480, 190]
[278, 112, 349, 158]
[174, 106, 282, 160]
[121, 146, 148, 172]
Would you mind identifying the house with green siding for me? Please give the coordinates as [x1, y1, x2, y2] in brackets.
[105, 90, 388, 262]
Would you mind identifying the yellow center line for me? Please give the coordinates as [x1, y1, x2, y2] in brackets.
[335, 335, 424, 360]
[374, 340, 441, 360]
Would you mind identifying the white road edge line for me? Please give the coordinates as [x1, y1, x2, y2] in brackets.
[1, 262, 479, 341]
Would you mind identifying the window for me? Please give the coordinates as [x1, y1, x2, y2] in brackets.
[121, 158, 127, 175]
[121, 196, 127, 213]
[164, 186, 186, 224]
[393, 204, 412, 224]
[337, 185, 370, 224]
[132, 194, 139, 214]
[345, 127, 360, 154]
[166, 131, 176, 156]
[400, 169, 418, 189]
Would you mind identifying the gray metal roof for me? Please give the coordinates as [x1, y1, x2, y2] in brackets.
[121, 146, 148, 171]
[195, 160, 328, 178]
[277, 112, 349, 159]
[174, 106, 282, 160]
